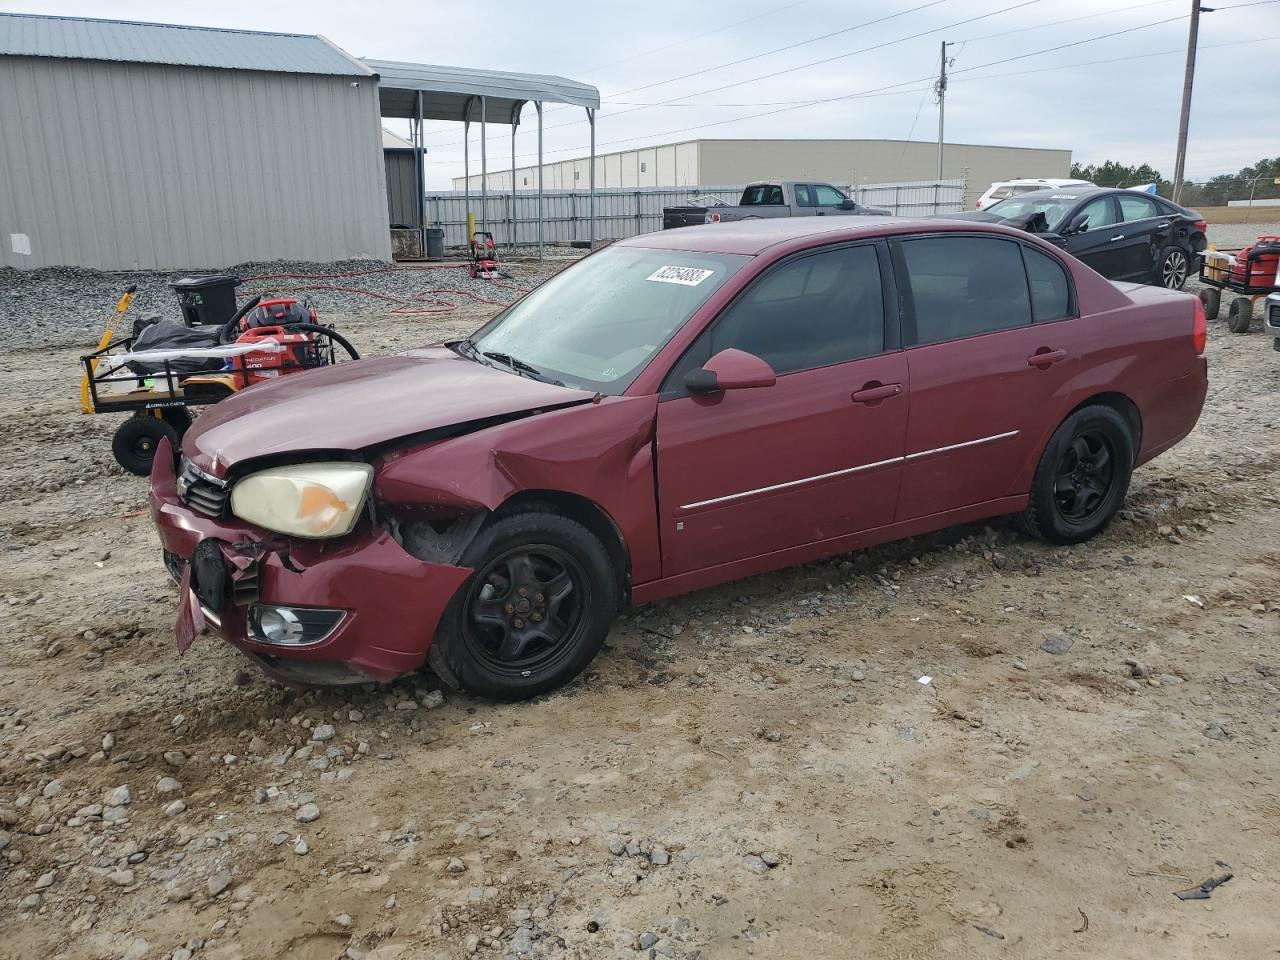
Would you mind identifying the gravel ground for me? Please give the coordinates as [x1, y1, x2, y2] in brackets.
[1203, 220, 1280, 252]
[0, 255, 582, 350]
[1, 265, 1278, 959]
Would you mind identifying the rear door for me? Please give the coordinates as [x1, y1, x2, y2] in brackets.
[893, 234, 1081, 520]
[656, 242, 908, 576]
[791, 183, 818, 217]
[1062, 195, 1124, 278]
[1115, 193, 1165, 281]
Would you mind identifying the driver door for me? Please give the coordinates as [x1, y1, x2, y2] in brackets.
[655, 242, 908, 577]
[1063, 195, 1124, 278]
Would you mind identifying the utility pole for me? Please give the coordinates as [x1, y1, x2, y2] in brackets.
[1172, 2, 1214, 203]
[935, 41, 954, 182]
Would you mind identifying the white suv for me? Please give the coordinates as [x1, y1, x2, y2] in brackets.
[975, 178, 1095, 209]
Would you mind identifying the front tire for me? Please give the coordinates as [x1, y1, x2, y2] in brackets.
[1018, 405, 1134, 545]
[428, 509, 619, 701]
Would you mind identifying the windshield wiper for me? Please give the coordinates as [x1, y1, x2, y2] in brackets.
[482, 351, 565, 386]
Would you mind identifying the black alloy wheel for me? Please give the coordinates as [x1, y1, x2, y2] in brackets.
[465, 545, 585, 672]
[1053, 430, 1116, 524]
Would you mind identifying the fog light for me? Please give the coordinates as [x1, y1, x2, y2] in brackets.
[247, 605, 344, 646]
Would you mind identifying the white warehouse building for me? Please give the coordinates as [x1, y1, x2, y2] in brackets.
[454, 138, 1073, 208]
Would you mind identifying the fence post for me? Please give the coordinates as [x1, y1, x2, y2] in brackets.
[636, 191, 642, 238]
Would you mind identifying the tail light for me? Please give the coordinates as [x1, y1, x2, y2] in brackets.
[708, 212, 721, 223]
[1194, 219, 1207, 234]
[1192, 295, 1206, 355]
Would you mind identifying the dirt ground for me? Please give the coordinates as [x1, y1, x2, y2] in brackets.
[1, 267, 1278, 960]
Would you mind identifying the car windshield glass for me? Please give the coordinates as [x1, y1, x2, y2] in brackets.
[983, 195, 1078, 231]
[470, 246, 750, 393]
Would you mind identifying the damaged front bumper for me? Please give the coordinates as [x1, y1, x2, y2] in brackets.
[148, 442, 472, 685]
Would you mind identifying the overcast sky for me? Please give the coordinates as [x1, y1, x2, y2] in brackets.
[9, 0, 1279, 188]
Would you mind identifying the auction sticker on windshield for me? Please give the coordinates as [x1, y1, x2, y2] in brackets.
[646, 265, 715, 286]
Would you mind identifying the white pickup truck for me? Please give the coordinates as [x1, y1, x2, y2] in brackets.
[662, 181, 889, 229]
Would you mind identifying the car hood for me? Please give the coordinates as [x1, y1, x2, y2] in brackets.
[182, 346, 595, 477]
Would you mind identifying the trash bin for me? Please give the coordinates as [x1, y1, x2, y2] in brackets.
[170, 274, 241, 327]
[425, 228, 445, 262]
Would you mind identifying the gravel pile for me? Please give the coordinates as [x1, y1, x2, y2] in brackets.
[0, 254, 581, 349]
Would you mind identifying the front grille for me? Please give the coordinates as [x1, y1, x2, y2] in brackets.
[179, 459, 230, 518]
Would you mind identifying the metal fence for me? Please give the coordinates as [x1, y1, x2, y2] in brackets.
[423, 179, 967, 248]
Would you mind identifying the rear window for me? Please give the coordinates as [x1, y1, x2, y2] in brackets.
[988, 187, 1013, 201]
[741, 185, 784, 206]
[901, 236, 1033, 345]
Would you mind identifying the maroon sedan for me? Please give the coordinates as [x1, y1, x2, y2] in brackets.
[150, 217, 1207, 699]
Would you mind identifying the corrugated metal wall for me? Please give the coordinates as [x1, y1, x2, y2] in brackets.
[423, 181, 965, 247]
[0, 55, 391, 269]
[384, 150, 418, 226]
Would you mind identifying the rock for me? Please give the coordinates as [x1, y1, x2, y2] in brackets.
[1126, 658, 1152, 678]
[164, 800, 187, 817]
[165, 881, 191, 902]
[108, 869, 135, 887]
[1040, 634, 1073, 655]
[742, 854, 769, 875]
[173, 949, 194, 960]
[0, 830, 10, 851]
[35, 870, 56, 890]
[101, 732, 115, 751]
[464, 934, 480, 954]
[156, 777, 183, 794]
[639, 932, 659, 950]
[849, 668, 866, 682]
[120, 938, 150, 960]
[207, 870, 232, 896]
[19, 893, 41, 912]
[104, 784, 131, 807]
[1123, 679, 1141, 692]
[334, 913, 353, 928]
[510, 928, 533, 954]
[607, 836, 625, 856]
[311, 724, 336, 742]
[41, 779, 64, 799]
[760, 850, 781, 867]
[293, 838, 310, 856]
[295, 802, 321, 823]
[1203, 724, 1229, 741]
[421, 690, 445, 709]
[447, 856, 466, 874]
[649, 844, 670, 866]
[653, 939, 676, 958]
[1160, 674, 1184, 685]
[163, 751, 186, 766]
[395, 700, 418, 711]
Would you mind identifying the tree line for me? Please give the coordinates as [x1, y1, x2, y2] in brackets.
[1068, 158, 1280, 207]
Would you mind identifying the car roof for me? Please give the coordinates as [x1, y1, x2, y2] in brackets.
[619, 216, 1037, 256]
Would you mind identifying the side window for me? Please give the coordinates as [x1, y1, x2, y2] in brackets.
[1023, 246, 1072, 322]
[901, 236, 1032, 345]
[1118, 194, 1159, 221]
[793, 184, 814, 207]
[702, 246, 885, 378]
[1076, 196, 1118, 231]
[813, 184, 847, 207]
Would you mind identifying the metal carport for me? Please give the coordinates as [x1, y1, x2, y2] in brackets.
[364, 59, 600, 258]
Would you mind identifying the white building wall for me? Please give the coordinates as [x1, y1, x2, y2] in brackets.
[0, 56, 391, 270]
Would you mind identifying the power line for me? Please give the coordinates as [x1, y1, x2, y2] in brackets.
[447, 24, 1275, 171]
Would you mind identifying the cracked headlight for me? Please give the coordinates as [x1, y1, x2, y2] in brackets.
[230, 463, 373, 538]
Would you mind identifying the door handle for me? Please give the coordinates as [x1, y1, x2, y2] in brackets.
[852, 381, 902, 403]
[1027, 348, 1067, 367]
[1110, 234, 1125, 242]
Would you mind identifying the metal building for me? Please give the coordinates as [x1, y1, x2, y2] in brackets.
[0, 13, 391, 270]
[455, 138, 1074, 208]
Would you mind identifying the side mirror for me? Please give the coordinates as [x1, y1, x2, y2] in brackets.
[838, 198, 856, 210]
[1065, 213, 1090, 235]
[684, 348, 777, 393]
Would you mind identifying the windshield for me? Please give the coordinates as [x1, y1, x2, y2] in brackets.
[983, 194, 1079, 231]
[470, 246, 750, 393]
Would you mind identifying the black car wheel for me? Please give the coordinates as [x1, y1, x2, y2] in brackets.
[111, 415, 180, 476]
[1227, 296, 1253, 334]
[428, 509, 619, 701]
[1158, 245, 1190, 290]
[1018, 405, 1134, 545]
[1198, 287, 1221, 323]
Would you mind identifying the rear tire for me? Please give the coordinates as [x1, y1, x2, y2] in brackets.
[1018, 405, 1134, 545]
[1198, 287, 1221, 323]
[112, 415, 180, 476]
[1228, 296, 1252, 333]
[427, 509, 619, 701]
[1158, 245, 1190, 290]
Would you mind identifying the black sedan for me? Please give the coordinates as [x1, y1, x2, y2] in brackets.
[943, 187, 1208, 290]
